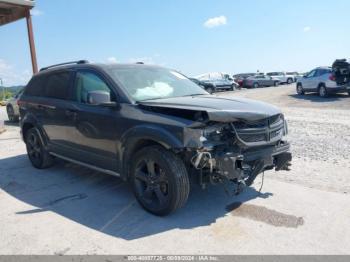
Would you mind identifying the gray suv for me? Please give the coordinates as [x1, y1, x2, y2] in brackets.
[296, 67, 350, 97]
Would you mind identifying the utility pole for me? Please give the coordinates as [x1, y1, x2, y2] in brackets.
[0, 78, 4, 100]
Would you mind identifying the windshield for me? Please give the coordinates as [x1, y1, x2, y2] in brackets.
[108, 67, 208, 101]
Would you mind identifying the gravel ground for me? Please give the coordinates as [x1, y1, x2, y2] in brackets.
[218, 85, 350, 194]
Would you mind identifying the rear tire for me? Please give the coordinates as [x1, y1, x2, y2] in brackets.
[130, 146, 190, 216]
[25, 128, 54, 169]
[206, 86, 214, 94]
[6, 105, 18, 122]
[274, 81, 279, 87]
[318, 84, 328, 97]
[287, 78, 293, 84]
[296, 83, 304, 95]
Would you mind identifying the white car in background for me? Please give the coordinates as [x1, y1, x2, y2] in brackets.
[195, 72, 238, 91]
[296, 67, 350, 97]
[6, 89, 23, 122]
[266, 72, 295, 84]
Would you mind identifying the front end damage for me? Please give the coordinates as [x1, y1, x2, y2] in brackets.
[138, 96, 292, 195]
[183, 113, 292, 194]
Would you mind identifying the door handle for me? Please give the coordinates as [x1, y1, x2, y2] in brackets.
[37, 104, 56, 110]
[65, 109, 77, 117]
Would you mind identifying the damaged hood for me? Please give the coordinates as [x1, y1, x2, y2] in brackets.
[138, 95, 281, 122]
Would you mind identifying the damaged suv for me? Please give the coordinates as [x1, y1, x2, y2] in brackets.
[19, 61, 292, 216]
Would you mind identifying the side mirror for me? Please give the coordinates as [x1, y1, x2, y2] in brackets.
[87, 91, 117, 107]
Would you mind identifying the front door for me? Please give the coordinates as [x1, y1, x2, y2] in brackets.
[68, 70, 122, 172]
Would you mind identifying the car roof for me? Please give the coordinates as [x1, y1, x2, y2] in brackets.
[35, 62, 164, 76]
[315, 66, 332, 70]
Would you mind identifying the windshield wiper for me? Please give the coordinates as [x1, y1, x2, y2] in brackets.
[181, 93, 208, 97]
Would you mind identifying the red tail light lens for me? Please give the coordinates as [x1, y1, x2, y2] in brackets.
[329, 74, 336, 81]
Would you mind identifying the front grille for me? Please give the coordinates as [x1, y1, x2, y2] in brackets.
[233, 114, 284, 145]
[239, 133, 267, 143]
[270, 128, 284, 140]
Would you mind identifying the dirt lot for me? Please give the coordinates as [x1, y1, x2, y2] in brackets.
[0, 84, 349, 254]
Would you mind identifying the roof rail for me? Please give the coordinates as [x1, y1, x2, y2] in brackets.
[40, 60, 89, 72]
[136, 62, 144, 64]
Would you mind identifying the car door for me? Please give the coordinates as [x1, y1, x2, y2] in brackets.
[261, 76, 272, 86]
[302, 70, 317, 91]
[37, 70, 79, 157]
[68, 69, 122, 172]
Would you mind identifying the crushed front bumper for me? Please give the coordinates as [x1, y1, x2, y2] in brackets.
[215, 141, 292, 185]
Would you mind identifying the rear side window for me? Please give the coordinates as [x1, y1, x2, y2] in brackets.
[315, 69, 331, 76]
[45, 72, 71, 100]
[24, 76, 45, 96]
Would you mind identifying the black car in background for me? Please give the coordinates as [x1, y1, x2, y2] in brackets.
[19, 61, 291, 216]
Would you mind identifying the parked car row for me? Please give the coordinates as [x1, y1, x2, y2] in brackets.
[191, 70, 304, 91]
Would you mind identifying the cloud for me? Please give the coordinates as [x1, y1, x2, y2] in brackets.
[204, 15, 227, 28]
[303, 26, 311, 32]
[0, 59, 31, 86]
[106, 57, 118, 64]
[30, 9, 44, 16]
[128, 57, 155, 64]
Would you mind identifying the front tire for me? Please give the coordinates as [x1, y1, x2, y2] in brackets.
[130, 146, 190, 216]
[253, 82, 259, 88]
[274, 81, 279, 87]
[25, 128, 54, 169]
[287, 78, 293, 84]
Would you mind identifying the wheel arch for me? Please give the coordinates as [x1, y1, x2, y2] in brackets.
[318, 82, 326, 89]
[21, 114, 48, 146]
[120, 125, 184, 180]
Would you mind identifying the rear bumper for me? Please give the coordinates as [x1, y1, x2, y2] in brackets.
[326, 84, 350, 93]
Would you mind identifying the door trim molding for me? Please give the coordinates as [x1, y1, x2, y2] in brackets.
[49, 152, 121, 177]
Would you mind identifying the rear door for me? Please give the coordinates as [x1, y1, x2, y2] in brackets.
[38, 70, 78, 157]
[262, 75, 273, 86]
[68, 69, 122, 172]
[302, 70, 317, 91]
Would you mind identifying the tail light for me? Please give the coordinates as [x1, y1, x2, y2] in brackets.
[329, 74, 336, 81]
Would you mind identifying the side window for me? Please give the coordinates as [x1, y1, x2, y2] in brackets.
[317, 69, 331, 76]
[45, 72, 71, 100]
[306, 70, 316, 78]
[24, 76, 45, 96]
[74, 71, 114, 104]
[15, 89, 24, 99]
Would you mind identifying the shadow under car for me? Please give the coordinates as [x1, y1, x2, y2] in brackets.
[0, 154, 272, 240]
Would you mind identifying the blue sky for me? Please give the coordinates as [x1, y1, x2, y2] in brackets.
[1, 0, 350, 86]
